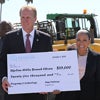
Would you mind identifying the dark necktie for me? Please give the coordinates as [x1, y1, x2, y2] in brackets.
[26, 34, 31, 53]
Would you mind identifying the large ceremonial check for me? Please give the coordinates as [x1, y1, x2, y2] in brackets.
[7, 50, 80, 94]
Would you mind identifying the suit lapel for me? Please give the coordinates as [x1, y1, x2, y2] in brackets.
[31, 30, 40, 52]
[16, 29, 26, 52]
[81, 50, 96, 80]
[85, 50, 93, 76]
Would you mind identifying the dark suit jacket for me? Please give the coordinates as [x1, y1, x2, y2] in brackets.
[0, 28, 53, 78]
[0, 29, 53, 100]
[55, 49, 100, 100]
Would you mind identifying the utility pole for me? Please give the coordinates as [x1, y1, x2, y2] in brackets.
[0, 3, 2, 21]
[0, 0, 5, 21]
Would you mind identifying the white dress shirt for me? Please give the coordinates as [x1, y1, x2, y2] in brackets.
[22, 28, 35, 48]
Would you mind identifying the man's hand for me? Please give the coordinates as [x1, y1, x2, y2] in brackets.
[2, 78, 10, 93]
[52, 90, 61, 94]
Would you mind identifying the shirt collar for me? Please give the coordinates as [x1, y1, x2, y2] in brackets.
[22, 28, 35, 37]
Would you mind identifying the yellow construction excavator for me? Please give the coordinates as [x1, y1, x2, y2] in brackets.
[37, 10, 100, 53]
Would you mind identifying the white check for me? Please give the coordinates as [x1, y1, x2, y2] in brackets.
[7, 51, 80, 94]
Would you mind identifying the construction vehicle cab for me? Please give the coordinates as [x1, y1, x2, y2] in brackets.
[46, 12, 100, 52]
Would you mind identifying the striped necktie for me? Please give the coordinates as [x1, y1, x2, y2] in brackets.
[25, 34, 31, 53]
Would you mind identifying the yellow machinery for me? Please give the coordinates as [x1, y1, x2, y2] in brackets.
[45, 12, 100, 53]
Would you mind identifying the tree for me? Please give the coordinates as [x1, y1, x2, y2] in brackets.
[25, 0, 33, 5]
[0, 0, 5, 21]
[0, 0, 5, 3]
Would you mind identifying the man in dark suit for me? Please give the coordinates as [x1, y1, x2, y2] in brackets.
[0, 5, 52, 100]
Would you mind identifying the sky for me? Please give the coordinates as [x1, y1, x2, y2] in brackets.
[1, 0, 100, 25]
